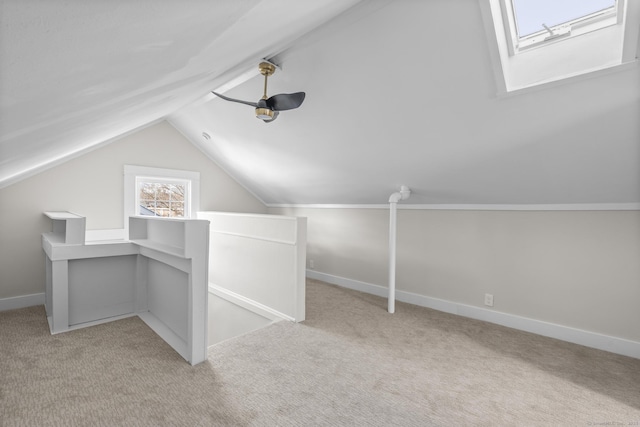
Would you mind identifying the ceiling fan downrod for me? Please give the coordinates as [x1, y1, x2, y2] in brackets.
[256, 62, 277, 120]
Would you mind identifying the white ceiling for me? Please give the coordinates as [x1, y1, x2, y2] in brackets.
[2, 0, 639, 205]
[0, 0, 361, 186]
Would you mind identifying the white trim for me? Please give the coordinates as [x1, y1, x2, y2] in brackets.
[48, 313, 137, 335]
[85, 228, 126, 242]
[208, 284, 293, 322]
[123, 165, 200, 238]
[506, 0, 620, 54]
[307, 270, 389, 297]
[478, 0, 639, 95]
[269, 203, 640, 211]
[622, 0, 640, 62]
[135, 176, 192, 218]
[201, 211, 298, 220]
[270, 204, 390, 209]
[622, 1, 640, 63]
[124, 165, 201, 182]
[493, 59, 639, 97]
[137, 311, 188, 362]
[209, 230, 296, 246]
[0, 293, 45, 312]
[306, 270, 640, 359]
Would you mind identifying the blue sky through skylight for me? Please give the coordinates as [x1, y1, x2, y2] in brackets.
[512, 0, 616, 37]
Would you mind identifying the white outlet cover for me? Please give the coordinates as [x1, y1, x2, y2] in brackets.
[484, 293, 494, 307]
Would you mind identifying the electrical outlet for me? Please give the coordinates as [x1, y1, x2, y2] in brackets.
[309, 259, 315, 269]
[484, 293, 494, 307]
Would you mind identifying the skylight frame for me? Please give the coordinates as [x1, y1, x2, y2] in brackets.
[501, 0, 623, 55]
[479, 0, 639, 94]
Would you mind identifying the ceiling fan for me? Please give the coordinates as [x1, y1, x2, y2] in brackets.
[212, 62, 305, 123]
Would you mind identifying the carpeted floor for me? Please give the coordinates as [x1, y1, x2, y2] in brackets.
[1, 279, 639, 426]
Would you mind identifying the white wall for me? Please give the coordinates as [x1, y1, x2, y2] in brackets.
[199, 211, 306, 322]
[270, 206, 640, 343]
[0, 121, 266, 300]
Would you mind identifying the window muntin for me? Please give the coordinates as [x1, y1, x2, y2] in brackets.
[504, 0, 619, 53]
[136, 179, 188, 218]
[124, 165, 200, 237]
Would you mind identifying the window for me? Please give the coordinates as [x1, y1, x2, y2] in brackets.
[137, 179, 188, 218]
[479, 0, 638, 93]
[503, 0, 620, 54]
[124, 165, 200, 236]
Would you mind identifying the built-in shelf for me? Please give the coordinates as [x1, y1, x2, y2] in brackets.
[42, 212, 210, 365]
[129, 216, 186, 254]
[129, 239, 187, 258]
[44, 211, 85, 245]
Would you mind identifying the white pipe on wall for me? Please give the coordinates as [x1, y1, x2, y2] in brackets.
[388, 201, 398, 313]
[388, 186, 410, 314]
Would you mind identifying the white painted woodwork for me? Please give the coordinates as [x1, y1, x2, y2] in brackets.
[123, 165, 201, 239]
[129, 216, 210, 364]
[147, 259, 189, 342]
[197, 212, 306, 322]
[388, 201, 398, 314]
[208, 292, 275, 346]
[42, 212, 210, 365]
[68, 256, 136, 325]
[0, 293, 45, 312]
[479, 0, 640, 93]
[44, 211, 85, 245]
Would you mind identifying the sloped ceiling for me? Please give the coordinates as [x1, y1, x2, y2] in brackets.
[2, 0, 639, 206]
[0, 0, 361, 186]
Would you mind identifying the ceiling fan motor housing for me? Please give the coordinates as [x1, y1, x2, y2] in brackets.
[255, 107, 275, 120]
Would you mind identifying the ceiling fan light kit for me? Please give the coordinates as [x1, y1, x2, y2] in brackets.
[255, 107, 275, 120]
[212, 61, 305, 123]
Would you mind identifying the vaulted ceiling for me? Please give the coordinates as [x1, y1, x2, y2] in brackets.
[2, 0, 639, 205]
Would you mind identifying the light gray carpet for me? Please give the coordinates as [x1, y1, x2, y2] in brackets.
[1, 279, 639, 426]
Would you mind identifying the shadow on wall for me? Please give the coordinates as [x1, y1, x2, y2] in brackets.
[426, 101, 640, 204]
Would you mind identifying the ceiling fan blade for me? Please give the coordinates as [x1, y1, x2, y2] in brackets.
[211, 91, 258, 108]
[266, 92, 306, 111]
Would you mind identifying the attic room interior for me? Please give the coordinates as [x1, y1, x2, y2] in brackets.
[1, 0, 639, 425]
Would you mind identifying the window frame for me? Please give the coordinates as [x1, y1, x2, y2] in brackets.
[479, 0, 639, 94]
[124, 165, 200, 237]
[136, 177, 190, 218]
[501, 0, 622, 55]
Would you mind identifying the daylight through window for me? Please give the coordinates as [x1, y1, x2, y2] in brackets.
[124, 165, 200, 232]
[505, 0, 619, 53]
[137, 180, 187, 217]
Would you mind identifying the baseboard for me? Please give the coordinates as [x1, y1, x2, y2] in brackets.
[307, 271, 389, 298]
[306, 270, 640, 359]
[0, 293, 45, 312]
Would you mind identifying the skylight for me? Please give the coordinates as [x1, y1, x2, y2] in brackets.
[506, 0, 619, 52]
[513, 0, 616, 37]
[479, 0, 639, 93]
